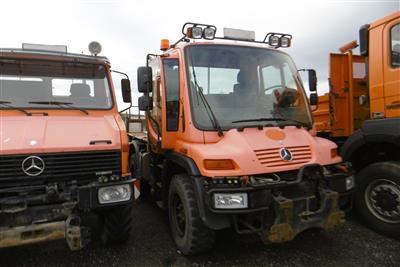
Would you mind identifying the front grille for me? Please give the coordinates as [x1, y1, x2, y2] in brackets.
[0, 150, 121, 188]
[255, 145, 312, 168]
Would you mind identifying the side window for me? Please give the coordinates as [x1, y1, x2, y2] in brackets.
[391, 23, 400, 67]
[163, 59, 180, 131]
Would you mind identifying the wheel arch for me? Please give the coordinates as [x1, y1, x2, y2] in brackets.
[341, 119, 400, 173]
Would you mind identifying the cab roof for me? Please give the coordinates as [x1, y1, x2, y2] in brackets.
[0, 48, 110, 65]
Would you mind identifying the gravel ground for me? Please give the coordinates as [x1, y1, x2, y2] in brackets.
[0, 200, 399, 267]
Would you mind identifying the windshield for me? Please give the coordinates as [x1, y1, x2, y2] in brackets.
[185, 45, 312, 130]
[0, 59, 113, 110]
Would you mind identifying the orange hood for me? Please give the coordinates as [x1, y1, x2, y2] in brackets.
[0, 115, 121, 155]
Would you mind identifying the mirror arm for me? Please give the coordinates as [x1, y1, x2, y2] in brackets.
[111, 70, 130, 80]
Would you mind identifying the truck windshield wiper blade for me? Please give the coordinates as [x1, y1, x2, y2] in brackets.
[189, 52, 223, 136]
[29, 101, 89, 115]
[0, 101, 32, 116]
[232, 117, 286, 123]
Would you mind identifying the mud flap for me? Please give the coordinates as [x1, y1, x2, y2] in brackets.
[261, 189, 345, 244]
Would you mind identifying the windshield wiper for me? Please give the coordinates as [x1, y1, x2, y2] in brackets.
[232, 117, 307, 128]
[0, 101, 32, 116]
[29, 101, 89, 115]
[189, 53, 223, 136]
[232, 118, 284, 123]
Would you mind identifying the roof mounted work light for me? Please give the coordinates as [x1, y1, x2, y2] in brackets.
[182, 23, 217, 40]
[264, 33, 292, 48]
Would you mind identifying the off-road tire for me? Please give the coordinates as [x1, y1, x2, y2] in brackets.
[100, 204, 133, 245]
[168, 174, 215, 255]
[355, 161, 400, 239]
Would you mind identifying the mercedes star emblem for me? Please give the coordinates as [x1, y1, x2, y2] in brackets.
[279, 148, 293, 161]
[22, 156, 45, 176]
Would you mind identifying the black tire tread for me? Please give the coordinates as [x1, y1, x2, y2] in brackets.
[101, 204, 133, 245]
[355, 161, 400, 239]
[169, 174, 215, 255]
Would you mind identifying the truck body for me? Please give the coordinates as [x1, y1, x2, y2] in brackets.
[313, 11, 400, 237]
[0, 43, 135, 249]
[130, 23, 354, 255]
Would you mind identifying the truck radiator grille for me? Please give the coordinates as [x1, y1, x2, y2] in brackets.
[0, 150, 121, 188]
[254, 146, 312, 168]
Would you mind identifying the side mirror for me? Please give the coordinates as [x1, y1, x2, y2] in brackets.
[137, 66, 153, 93]
[309, 93, 318, 106]
[121, 79, 131, 103]
[138, 95, 153, 111]
[308, 69, 317, 92]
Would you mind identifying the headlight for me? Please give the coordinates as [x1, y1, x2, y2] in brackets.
[98, 184, 131, 204]
[214, 193, 248, 209]
[346, 176, 355, 190]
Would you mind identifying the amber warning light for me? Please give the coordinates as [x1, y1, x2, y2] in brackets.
[160, 39, 170, 51]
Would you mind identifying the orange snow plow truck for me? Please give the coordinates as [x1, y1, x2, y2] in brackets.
[313, 11, 400, 238]
[129, 23, 355, 255]
[0, 43, 136, 250]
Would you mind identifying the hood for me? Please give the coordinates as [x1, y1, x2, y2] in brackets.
[0, 115, 121, 155]
[188, 127, 339, 177]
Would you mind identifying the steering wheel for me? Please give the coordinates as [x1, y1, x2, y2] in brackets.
[264, 85, 284, 92]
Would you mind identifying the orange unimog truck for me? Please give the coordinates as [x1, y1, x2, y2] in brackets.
[129, 23, 355, 255]
[0, 43, 135, 250]
[313, 11, 400, 238]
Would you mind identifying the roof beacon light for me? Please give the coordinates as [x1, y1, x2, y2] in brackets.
[88, 41, 102, 56]
[223, 28, 255, 41]
[22, 43, 67, 53]
[160, 39, 170, 51]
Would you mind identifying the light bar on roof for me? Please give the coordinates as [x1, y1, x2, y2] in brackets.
[22, 43, 67, 53]
[223, 28, 255, 41]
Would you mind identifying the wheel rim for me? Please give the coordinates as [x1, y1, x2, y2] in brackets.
[171, 193, 186, 237]
[365, 178, 400, 224]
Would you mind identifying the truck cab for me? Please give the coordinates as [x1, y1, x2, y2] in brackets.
[132, 23, 354, 255]
[312, 11, 400, 238]
[0, 43, 135, 250]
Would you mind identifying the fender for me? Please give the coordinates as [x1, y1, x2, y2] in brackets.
[341, 118, 400, 161]
[164, 151, 201, 176]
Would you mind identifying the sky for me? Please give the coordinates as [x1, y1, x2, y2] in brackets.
[0, 0, 398, 109]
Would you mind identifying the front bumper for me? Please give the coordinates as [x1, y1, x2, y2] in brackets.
[193, 164, 353, 243]
[0, 178, 135, 250]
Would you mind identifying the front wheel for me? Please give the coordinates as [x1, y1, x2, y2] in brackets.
[99, 203, 133, 245]
[355, 162, 400, 238]
[168, 174, 215, 255]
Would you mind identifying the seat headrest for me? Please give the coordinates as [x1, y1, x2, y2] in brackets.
[70, 83, 91, 97]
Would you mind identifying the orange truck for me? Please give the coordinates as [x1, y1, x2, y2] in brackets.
[0, 43, 136, 249]
[313, 11, 400, 238]
[129, 23, 355, 255]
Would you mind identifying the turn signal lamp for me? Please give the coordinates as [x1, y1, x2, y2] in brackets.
[204, 159, 236, 170]
[331, 148, 338, 158]
[160, 39, 170, 51]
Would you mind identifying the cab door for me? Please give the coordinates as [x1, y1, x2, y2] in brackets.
[383, 18, 400, 118]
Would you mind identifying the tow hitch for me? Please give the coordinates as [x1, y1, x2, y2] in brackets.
[261, 189, 345, 244]
[0, 214, 90, 250]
